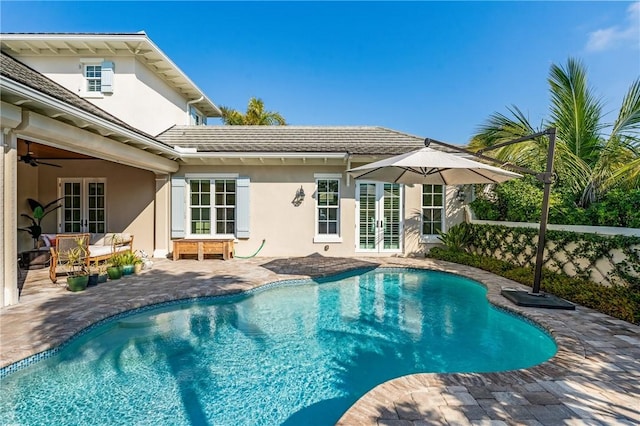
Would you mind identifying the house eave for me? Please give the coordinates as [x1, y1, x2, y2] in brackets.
[179, 151, 352, 166]
[1, 76, 179, 159]
[0, 33, 221, 118]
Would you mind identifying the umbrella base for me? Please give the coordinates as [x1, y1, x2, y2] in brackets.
[501, 289, 575, 310]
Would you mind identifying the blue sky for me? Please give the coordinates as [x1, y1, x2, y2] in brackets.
[1, 1, 639, 144]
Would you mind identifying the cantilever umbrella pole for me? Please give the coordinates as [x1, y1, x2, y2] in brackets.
[532, 128, 556, 295]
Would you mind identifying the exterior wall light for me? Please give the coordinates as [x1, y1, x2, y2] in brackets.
[292, 185, 305, 206]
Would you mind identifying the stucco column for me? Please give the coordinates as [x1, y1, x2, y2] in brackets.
[2, 130, 19, 306]
[153, 174, 170, 258]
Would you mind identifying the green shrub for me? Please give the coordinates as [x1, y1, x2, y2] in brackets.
[470, 182, 640, 227]
[437, 223, 473, 252]
[427, 247, 640, 324]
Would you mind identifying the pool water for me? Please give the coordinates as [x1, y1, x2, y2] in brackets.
[1, 269, 556, 425]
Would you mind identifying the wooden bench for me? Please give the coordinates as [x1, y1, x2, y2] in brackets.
[172, 239, 234, 261]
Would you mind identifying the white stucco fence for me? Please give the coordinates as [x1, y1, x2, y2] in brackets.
[464, 208, 639, 286]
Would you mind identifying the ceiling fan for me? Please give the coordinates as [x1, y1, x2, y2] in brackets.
[19, 141, 62, 168]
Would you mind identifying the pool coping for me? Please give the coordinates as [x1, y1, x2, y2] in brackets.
[1, 256, 639, 424]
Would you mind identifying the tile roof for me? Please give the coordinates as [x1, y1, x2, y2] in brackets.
[157, 125, 457, 155]
[0, 52, 161, 142]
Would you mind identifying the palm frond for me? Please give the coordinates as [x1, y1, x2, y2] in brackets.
[221, 98, 286, 125]
[469, 105, 548, 172]
[610, 78, 640, 139]
[548, 58, 604, 167]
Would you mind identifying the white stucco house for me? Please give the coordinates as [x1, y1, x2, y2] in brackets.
[0, 32, 468, 307]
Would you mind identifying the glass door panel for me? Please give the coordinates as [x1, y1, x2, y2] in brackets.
[59, 178, 106, 233]
[356, 182, 403, 253]
[87, 182, 106, 233]
[382, 183, 401, 250]
[358, 183, 377, 251]
[62, 181, 82, 233]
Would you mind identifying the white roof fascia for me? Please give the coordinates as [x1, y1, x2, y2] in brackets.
[180, 152, 350, 160]
[1, 76, 177, 157]
[1, 33, 221, 117]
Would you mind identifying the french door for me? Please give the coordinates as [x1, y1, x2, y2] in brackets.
[58, 178, 106, 233]
[356, 182, 403, 253]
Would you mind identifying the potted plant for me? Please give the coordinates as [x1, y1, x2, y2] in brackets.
[18, 198, 62, 249]
[133, 251, 144, 274]
[97, 263, 109, 283]
[65, 237, 89, 292]
[119, 251, 137, 276]
[88, 261, 108, 286]
[107, 254, 123, 280]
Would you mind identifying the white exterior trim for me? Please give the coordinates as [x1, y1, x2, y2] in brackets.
[314, 173, 343, 179]
[469, 216, 640, 237]
[181, 152, 348, 159]
[185, 173, 239, 179]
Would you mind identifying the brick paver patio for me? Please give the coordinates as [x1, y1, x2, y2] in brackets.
[1, 256, 639, 425]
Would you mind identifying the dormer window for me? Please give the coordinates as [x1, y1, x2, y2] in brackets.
[81, 59, 114, 96]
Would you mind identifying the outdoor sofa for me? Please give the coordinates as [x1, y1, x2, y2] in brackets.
[46, 233, 134, 283]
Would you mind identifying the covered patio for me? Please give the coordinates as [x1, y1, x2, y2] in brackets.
[1, 51, 179, 307]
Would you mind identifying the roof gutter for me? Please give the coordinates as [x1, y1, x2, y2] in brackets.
[179, 152, 350, 160]
[185, 96, 203, 125]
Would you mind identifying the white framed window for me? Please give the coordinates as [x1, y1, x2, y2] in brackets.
[187, 177, 236, 237]
[314, 174, 341, 243]
[80, 58, 113, 96]
[421, 184, 444, 241]
[85, 64, 102, 93]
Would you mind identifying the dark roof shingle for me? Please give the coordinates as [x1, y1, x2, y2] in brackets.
[157, 125, 456, 155]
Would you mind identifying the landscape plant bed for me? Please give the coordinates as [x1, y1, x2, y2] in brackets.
[428, 247, 640, 325]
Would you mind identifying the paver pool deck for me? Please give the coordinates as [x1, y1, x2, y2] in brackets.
[1, 256, 639, 425]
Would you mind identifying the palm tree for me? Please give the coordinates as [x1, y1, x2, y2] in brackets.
[219, 97, 286, 125]
[469, 58, 640, 205]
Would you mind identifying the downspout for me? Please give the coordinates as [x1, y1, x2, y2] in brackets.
[186, 96, 204, 125]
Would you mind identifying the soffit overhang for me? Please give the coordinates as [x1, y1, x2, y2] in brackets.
[1, 78, 179, 173]
[0, 33, 221, 118]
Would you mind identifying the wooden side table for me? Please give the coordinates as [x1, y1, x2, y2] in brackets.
[172, 239, 234, 261]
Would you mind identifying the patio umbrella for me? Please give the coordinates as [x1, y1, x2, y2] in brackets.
[347, 147, 522, 185]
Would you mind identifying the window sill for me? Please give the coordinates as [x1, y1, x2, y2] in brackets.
[313, 236, 343, 244]
[81, 92, 104, 99]
[420, 235, 441, 244]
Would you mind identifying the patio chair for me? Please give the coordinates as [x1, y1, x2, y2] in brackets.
[49, 233, 90, 283]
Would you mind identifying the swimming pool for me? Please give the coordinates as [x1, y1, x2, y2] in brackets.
[0, 268, 556, 425]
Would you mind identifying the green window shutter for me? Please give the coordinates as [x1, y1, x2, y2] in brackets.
[236, 177, 250, 238]
[171, 177, 186, 238]
[101, 61, 114, 93]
